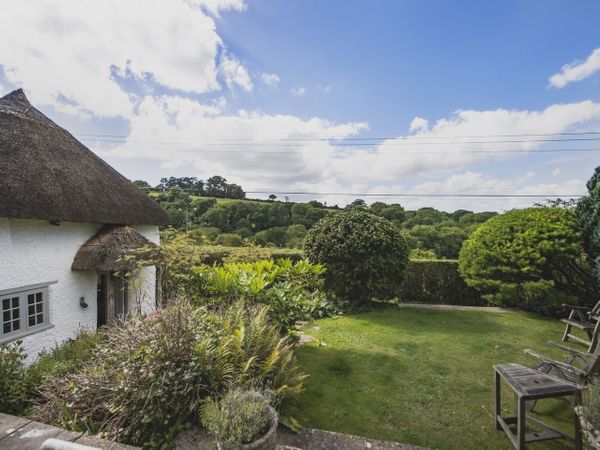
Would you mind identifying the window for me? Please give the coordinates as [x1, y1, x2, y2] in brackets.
[0, 282, 54, 343]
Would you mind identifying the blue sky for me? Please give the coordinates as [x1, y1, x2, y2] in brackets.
[1, 0, 600, 211]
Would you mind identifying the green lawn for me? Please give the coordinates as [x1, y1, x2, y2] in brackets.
[287, 307, 582, 449]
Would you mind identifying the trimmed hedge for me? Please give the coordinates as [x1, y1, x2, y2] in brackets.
[400, 259, 484, 306]
[185, 245, 483, 307]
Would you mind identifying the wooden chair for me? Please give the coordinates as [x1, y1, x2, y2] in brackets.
[525, 341, 600, 389]
[561, 301, 600, 352]
[494, 344, 600, 449]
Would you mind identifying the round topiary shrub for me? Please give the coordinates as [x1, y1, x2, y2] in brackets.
[304, 210, 409, 305]
[458, 207, 599, 315]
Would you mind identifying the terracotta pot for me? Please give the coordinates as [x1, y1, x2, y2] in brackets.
[217, 407, 278, 450]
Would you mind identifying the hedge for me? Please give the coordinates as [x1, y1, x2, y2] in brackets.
[400, 259, 485, 306]
[195, 249, 484, 306]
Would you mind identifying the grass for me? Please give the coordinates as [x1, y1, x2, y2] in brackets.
[287, 306, 582, 449]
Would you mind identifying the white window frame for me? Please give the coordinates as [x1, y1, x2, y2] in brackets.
[0, 281, 56, 343]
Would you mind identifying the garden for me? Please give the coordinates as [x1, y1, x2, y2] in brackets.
[2, 167, 600, 449]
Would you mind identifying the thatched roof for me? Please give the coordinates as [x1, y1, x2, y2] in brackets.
[72, 225, 157, 271]
[0, 89, 170, 225]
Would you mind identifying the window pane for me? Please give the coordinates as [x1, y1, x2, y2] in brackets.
[13, 308, 19, 319]
[36, 292, 42, 302]
[12, 297, 18, 308]
[3, 323, 10, 333]
[2, 298, 9, 310]
[37, 313, 43, 323]
[28, 305, 35, 315]
[29, 316, 35, 327]
[28, 294, 34, 304]
[36, 304, 42, 313]
[13, 320, 20, 331]
[3, 311, 9, 322]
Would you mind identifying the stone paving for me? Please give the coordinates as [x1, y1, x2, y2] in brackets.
[175, 425, 429, 449]
[0, 413, 137, 449]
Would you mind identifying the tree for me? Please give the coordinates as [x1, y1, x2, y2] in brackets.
[459, 207, 599, 315]
[409, 224, 467, 259]
[190, 197, 217, 222]
[201, 207, 232, 232]
[304, 210, 409, 305]
[254, 227, 288, 247]
[205, 175, 228, 197]
[156, 176, 202, 194]
[290, 204, 327, 229]
[268, 194, 277, 201]
[346, 199, 367, 210]
[380, 204, 406, 223]
[133, 180, 151, 190]
[404, 207, 446, 227]
[578, 167, 600, 281]
[369, 202, 387, 215]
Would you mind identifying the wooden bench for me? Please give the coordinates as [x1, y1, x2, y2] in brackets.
[561, 302, 600, 352]
[494, 363, 581, 450]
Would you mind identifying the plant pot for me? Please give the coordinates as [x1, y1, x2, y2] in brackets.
[217, 407, 278, 450]
[576, 406, 600, 449]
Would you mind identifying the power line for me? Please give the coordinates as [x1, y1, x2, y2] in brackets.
[142, 187, 584, 198]
[91, 146, 600, 154]
[79, 136, 600, 147]
[244, 191, 585, 198]
[74, 130, 600, 141]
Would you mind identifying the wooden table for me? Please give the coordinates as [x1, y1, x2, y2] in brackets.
[494, 363, 581, 449]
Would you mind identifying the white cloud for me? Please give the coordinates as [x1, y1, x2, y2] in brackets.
[409, 117, 429, 132]
[261, 73, 280, 87]
[0, 0, 243, 118]
[330, 101, 600, 185]
[549, 47, 600, 88]
[219, 52, 253, 92]
[103, 95, 368, 187]
[192, 0, 246, 16]
[362, 172, 585, 212]
[552, 168, 562, 177]
[291, 87, 306, 97]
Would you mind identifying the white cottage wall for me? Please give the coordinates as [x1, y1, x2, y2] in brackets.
[0, 218, 160, 362]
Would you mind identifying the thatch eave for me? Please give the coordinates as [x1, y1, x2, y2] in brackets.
[72, 225, 158, 272]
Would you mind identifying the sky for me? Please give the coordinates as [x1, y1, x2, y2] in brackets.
[1, 0, 600, 211]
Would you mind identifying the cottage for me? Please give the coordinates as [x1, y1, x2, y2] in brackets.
[0, 89, 170, 360]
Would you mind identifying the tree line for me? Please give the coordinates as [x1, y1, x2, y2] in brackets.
[135, 176, 497, 258]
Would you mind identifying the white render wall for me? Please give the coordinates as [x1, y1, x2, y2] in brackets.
[0, 218, 160, 362]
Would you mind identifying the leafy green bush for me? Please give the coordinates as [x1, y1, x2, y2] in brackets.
[201, 389, 273, 446]
[305, 210, 409, 304]
[400, 260, 484, 305]
[254, 226, 288, 247]
[191, 259, 331, 331]
[33, 302, 305, 448]
[214, 233, 244, 247]
[0, 341, 29, 414]
[459, 207, 599, 315]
